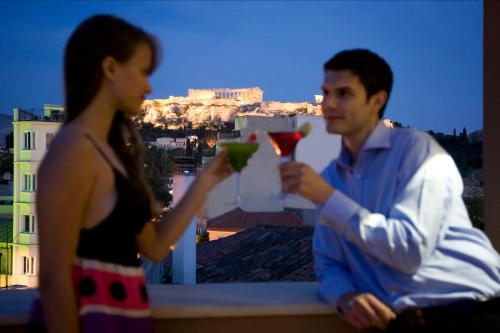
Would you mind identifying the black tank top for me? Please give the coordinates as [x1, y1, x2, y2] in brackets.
[76, 135, 152, 267]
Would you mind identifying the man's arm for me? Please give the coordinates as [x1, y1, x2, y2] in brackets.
[313, 223, 357, 307]
[318, 153, 458, 274]
[314, 212, 396, 330]
[281, 153, 461, 275]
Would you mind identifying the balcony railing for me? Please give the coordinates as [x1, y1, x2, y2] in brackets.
[13, 108, 64, 123]
[217, 130, 241, 140]
[0, 282, 378, 333]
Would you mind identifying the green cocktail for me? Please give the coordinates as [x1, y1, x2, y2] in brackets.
[221, 142, 259, 206]
[221, 142, 259, 172]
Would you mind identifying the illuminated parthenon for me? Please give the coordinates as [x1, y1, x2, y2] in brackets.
[188, 87, 264, 102]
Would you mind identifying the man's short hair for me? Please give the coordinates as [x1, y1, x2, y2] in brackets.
[324, 49, 393, 118]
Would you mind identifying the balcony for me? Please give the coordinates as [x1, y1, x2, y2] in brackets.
[13, 108, 63, 123]
[0, 282, 377, 333]
[218, 130, 241, 140]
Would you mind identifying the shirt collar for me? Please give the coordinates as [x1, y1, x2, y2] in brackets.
[362, 120, 392, 151]
[336, 120, 392, 171]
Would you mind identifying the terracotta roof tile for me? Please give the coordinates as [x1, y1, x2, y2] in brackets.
[207, 207, 307, 231]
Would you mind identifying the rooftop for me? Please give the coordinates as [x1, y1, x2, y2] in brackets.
[207, 207, 306, 232]
[144, 225, 314, 284]
[197, 225, 314, 283]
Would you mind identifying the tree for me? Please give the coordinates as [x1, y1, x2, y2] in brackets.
[144, 146, 174, 206]
[460, 127, 468, 143]
[4, 132, 13, 149]
[0, 153, 13, 176]
[464, 197, 484, 230]
[195, 141, 204, 166]
[185, 139, 193, 156]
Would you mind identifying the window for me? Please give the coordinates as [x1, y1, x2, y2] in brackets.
[46, 133, 54, 149]
[21, 214, 36, 233]
[22, 256, 35, 275]
[22, 174, 36, 192]
[23, 131, 36, 150]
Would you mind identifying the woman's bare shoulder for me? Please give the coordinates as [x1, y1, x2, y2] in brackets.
[39, 125, 98, 179]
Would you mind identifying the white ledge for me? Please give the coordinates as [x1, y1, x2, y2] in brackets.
[150, 282, 334, 318]
[0, 282, 335, 325]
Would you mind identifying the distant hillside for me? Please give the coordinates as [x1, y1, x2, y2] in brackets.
[139, 97, 321, 129]
[0, 113, 12, 147]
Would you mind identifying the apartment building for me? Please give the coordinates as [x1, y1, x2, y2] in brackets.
[12, 105, 62, 287]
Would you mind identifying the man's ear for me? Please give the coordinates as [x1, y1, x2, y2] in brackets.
[102, 56, 118, 81]
[370, 91, 388, 115]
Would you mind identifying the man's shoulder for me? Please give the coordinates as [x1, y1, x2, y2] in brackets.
[391, 127, 443, 153]
[389, 127, 450, 177]
[392, 126, 434, 143]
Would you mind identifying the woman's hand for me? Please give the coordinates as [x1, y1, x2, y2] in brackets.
[196, 150, 234, 191]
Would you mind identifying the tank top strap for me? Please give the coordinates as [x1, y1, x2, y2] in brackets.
[84, 133, 115, 170]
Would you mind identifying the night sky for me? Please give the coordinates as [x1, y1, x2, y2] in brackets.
[0, 1, 483, 133]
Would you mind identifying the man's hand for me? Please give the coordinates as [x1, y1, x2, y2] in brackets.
[279, 161, 334, 204]
[337, 292, 396, 330]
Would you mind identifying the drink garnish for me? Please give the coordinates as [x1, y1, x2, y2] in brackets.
[298, 122, 312, 138]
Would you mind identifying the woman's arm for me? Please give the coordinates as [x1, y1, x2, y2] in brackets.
[137, 151, 232, 262]
[37, 132, 97, 333]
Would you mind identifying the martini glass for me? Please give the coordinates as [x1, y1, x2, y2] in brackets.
[268, 131, 303, 198]
[221, 142, 259, 206]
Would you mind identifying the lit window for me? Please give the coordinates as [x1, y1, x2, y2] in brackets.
[23, 132, 36, 150]
[46, 133, 54, 149]
[22, 256, 35, 275]
[22, 174, 36, 192]
[21, 214, 36, 233]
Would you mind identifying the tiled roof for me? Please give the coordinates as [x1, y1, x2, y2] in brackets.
[207, 207, 307, 232]
[143, 225, 315, 283]
[197, 225, 315, 282]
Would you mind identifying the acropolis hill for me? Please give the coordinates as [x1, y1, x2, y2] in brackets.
[139, 87, 322, 129]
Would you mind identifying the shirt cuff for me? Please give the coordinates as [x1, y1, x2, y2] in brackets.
[318, 190, 361, 235]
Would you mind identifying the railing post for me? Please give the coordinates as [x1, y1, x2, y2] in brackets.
[171, 174, 196, 284]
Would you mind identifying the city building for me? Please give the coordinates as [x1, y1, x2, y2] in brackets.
[11, 105, 62, 287]
[151, 137, 188, 150]
[0, 179, 13, 288]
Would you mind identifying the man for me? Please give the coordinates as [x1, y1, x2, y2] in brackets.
[280, 49, 500, 332]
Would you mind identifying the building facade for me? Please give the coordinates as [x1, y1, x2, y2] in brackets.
[12, 105, 61, 287]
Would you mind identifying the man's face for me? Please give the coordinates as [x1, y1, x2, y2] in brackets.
[321, 70, 380, 138]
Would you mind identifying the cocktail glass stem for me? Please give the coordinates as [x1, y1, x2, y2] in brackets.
[233, 172, 242, 206]
[280, 156, 291, 164]
[276, 155, 292, 199]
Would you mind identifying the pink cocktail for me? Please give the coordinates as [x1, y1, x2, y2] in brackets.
[268, 131, 303, 162]
[268, 131, 304, 199]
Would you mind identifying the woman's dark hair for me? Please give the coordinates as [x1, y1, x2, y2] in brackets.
[324, 49, 393, 119]
[64, 14, 161, 217]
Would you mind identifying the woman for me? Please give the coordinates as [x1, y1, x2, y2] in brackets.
[28, 15, 233, 333]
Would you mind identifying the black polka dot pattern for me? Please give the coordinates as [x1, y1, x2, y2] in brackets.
[140, 284, 148, 303]
[79, 277, 97, 297]
[78, 277, 97, 297]
[109, 281, 127, 301]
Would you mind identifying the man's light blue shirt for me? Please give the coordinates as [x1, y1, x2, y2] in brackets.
[314, 121, 500, 312]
